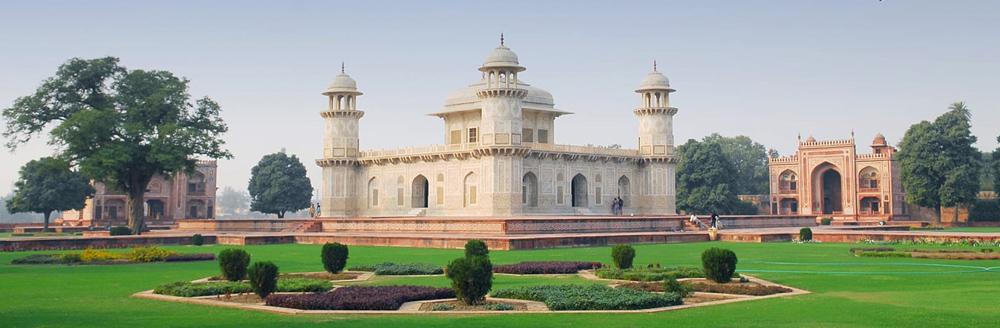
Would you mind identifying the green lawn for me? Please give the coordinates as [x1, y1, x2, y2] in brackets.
[2, 242, 998, 327]
[936, 227, 1000, 233]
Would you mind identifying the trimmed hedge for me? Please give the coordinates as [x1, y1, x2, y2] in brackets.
[855, 251, 912, 258]
[491, 284, 682, 310]
[164, 253, 217, 262]
[265, 285, 455, 310]
[595, 266, 705, 281]
[799, 227, 813, 241]
[611, 244, 635, 269]
[702, 248, 738, 283]
[493, 261, 596, 274]
[664, 277, 694, 297]
[321, 242, 349, 274]
[153, 278, 332, 297]
[465, 239, 489, 258]
[970, 199, 1000, 222]
[11, 254, 64, 265]
[109, 226, 131, 236]
[347, 262, 443, 275]
[692, 283, 792, 296]
[248, 261, 279, 298]
[446, 255, 493, 305]
[218, 248, 251, 281]
[850, 247, 896, 253]
[192, 234, 204, 246]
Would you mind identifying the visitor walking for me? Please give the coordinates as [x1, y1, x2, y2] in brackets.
[617, 197, 624, 216]
[309, 204, 316, 218]
[710, 210, 719, 229]
[316, 203, 322, 218]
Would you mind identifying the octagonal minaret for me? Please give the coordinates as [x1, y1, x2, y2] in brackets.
[317, 63, 364, 217]
[634, 61, 678, 214]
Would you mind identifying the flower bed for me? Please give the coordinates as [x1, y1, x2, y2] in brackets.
[595, 266, 705, 281]
[265, 285, 455, 310]
[153, 278, 332, 297]
[616, 280, 792, 296]
[849, 247, 896, 253]
[493, 261, 596, 274]
[10, 246, 215, 265]
[490, 284, 682, 310]
[347, 262, 442, 275]
[164, 253, 217, 262]
[854, 251, 912, 258]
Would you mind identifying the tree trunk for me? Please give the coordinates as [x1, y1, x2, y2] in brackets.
[954, 203, 960, 224]
[127, 186, 146, 235]
[935, 206, 942, 226]
[42, 211, 51, 233]
[277, 211, 284, 219]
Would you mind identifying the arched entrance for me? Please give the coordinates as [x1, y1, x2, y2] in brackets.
[186, 200, 206, 219]
[779, 198, 799, 215]
[145, 199, 165, 220]
[860, 196, 881, 214]
[571, 174, 588, 207]
[412, 175, 428, 208]
[522, 172, 538, 207]
[617, 176, 631, 207]
[813, 165, 843, 215]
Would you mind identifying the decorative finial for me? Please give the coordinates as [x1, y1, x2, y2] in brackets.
[851, 129, 855, 138]
[341, 61, 345, 74]
[653, 59, 657, 72]
[500, 33, 504, 46]
[797, 133, 801, 143]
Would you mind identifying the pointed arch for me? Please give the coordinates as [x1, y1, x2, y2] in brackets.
[412, 175, 428, 208]
[367, 177, 379, 208]
[571, 174, 588, 207]
[523, 172, 538, 207]
[811, 162, 843, 214]
[617, 175, 631, 208]
[463, 172, 478, 207]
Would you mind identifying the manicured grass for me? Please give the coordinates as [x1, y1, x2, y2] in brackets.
[935, 227, 1000, 233]
[2, 242, 999, 327]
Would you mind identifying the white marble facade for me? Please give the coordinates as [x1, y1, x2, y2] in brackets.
[317, 39, 679, 217]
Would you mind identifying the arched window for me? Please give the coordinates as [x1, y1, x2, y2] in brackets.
[436, 173, 445, 205]
[859, 167, 880, 190]
[523, 172, 538, 207]
[594, 174, 603, 205]
[779, 170, 798, 192]
[368, 177, 379, 208]
[464, 172, 478, 207]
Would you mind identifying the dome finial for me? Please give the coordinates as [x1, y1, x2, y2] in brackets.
[500, 32, 504, 46]
[653, 59, 657, 72]
[341, 61, 345, 74]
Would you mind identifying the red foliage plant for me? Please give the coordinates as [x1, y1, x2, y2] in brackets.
[265, 285, 455, 311]
[492, 261, 596, 275]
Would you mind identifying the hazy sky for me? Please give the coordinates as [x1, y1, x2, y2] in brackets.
[2, 0, 998, 197]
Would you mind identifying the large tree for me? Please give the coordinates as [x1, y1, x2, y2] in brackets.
[248, 152, 313, 218]
[897, 102, 981, 224]
[702, 133, 771, 195]
[676, 139, 756, 215]
[993, 136, 1000, 197]
[6, 157, 95, 232]
[3, 57, 231, 234]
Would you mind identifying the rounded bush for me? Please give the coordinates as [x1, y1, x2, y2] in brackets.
[701, 247, 738, 283]
[191, 234, 204, 246]
[218, 248, 251, 281]
[611, 244, 636, 269]
[321, 242, 349, 274]
[446, 255, 493, 305]
[109, 226, 132, 236]
[664, 276, 693, 298]
[247, 261, 279, 298]
[799, 227, 813, 241]
[464, 239, 489, 258]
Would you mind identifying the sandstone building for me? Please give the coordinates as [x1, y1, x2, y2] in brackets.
[61, 160, 219, 226]
[317, 39, 679, 217]
[768, 134, 908, 222]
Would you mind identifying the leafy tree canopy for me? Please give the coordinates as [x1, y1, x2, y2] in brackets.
[5, 157, 95, 232]
[897, 102, 982, 223]
[2, 57, 232, 233]
[702, 133, 771, 195]
[248, 151, 313, 218]
[676, 138, 758, 215]
[993, 136, 1000, 197]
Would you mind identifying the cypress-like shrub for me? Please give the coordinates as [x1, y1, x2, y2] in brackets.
[321, 242, 349, 274]
[464, 239, 489, 258]
[701, 247, 738, 283]
[446, 255, 493, 305]
[970, 199, 1000, 222]
[247, 261, 279, 298]
[192, 234, 204, 246]
[219, 248, 251, 281]
[799, 227, 813, 241]
[611, 244, 636, 269]
[109, 226, 132, 236]
[663, 276, 693, 297]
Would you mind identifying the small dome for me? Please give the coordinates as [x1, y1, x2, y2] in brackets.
[323, 73, 361, 95]
[805, 136, 816, 143]
[873, 133, 887, 146]
[480, 45, 526, 72]
[635, 71, 675, 92]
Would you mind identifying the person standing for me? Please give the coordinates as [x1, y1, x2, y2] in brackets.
[316, 203, 322, 218]
[612, 197, 620, 215]
[308, 204, 316, 218]
[710, 210, 719, 229]
[617, 197, 624, 216]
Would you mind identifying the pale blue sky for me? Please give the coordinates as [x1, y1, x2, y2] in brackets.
[2, 0, 998, 196]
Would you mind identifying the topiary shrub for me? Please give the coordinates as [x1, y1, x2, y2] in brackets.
[446, 255, 493, 305]
[701, 247, 738, 283]
[321, 242, 349, 274]
[464, 239, 489, 258]
[820, 218, 832, 225]
[219, 248, 251, 281]
[192, 234, 204, 246]
[799, 227, 813, 241]
[663, 276, 694, 298]
[247, 261, 279, 298]
[109, 226, 132, 236]
[611, 244, 636, 269]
